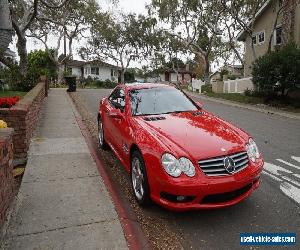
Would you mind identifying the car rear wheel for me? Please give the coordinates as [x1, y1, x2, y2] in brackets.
[131, 150, 151, 206]
[98, 117, 109, 150]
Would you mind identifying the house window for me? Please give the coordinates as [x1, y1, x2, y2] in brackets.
[252, 35, 257, 45]
[91, 67, 99, 75]
[275, 26, 282, 45]
[258, 31, 265, 44]
[252, 31, 265, 45]
[111, 69, 114, 77]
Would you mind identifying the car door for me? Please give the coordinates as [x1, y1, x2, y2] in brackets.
[104, 87, 126, 153]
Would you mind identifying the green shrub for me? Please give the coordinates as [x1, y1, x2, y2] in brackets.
[201, 84, 212, 93]
[228, 75, 237, 80]
[103, 79, 117, 88]
[27, 50, 57, 84]
[95, 80, 104, 87]
[252, 43, 300, 96]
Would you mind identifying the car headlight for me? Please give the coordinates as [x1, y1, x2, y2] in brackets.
[246, 138, 260, 162]
[161, 153, 195, 177]
[179, 157, 195, 177]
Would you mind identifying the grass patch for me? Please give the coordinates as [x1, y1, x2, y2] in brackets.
[0, 90, 27, 98]
[201, 92, 300, 113]
[205, 92, 263, 105]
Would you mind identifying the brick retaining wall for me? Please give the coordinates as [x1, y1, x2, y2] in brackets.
[0, 128, 14, 229]
[0, 79, 48, 164]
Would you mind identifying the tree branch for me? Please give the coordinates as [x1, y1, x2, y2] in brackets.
[40, 0, 71, 9]
[23, 0, 39, 32]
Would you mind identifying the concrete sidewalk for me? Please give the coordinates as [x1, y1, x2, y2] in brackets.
[3, 89, 128, 250]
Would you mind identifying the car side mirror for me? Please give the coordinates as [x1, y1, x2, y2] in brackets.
[196, 101, 203, 109]
[112, 101, 125, 112]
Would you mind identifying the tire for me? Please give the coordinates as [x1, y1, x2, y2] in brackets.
[98, 116, 109, 150]
[131, 150, 151, 206]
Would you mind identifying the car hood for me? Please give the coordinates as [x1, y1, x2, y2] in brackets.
[134, 111, 248, 160]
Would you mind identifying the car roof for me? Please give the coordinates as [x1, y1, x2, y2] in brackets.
[123, 83, 174, 91]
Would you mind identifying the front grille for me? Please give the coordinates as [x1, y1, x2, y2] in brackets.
[200, 183, 252, 204]
[199, 151, 249, 176]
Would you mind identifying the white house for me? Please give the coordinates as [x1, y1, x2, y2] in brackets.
[60, 60, 120, 81]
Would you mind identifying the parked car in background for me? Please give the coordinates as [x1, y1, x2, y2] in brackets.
[97, 83, 264, 211]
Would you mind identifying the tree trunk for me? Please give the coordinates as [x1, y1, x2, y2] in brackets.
[267, 5, 283, 53]
[68, 38, 73, 58]
[120, 70, 125, 83]
[204, 56, 210, 85]
[16, 36, 28, 77]
[282, 0, 296, 44]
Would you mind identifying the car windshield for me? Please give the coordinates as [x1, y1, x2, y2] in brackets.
[129, 87, 198, 116]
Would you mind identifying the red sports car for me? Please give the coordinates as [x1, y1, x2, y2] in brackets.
[97, 83, 264, 211]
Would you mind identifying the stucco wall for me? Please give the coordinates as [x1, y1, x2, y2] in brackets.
[71, 67, 82, 78]
[84, 64, 118, 81]
[244, 2, 283, 77]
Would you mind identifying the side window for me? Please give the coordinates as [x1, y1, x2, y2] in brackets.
[275, 26, 282, 45]
[109, 88, 125, 110]
[258, 31, 265, 44]
[252, 35, 257, 45]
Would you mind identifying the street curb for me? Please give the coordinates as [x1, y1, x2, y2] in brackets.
[74, 116, 150, 250]
[185, 90, 300, 120]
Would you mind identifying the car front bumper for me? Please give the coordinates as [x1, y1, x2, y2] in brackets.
[149, 159, 264, 211]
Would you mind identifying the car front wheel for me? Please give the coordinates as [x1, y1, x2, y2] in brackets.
[98, 117, 109, 150]
[131, 150, 151, 206]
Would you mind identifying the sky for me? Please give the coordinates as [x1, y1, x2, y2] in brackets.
[9, 0, 222, 71]
[9, 0, 151, 68]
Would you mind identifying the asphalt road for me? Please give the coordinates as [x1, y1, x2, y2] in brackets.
[78, 88, 300, 249]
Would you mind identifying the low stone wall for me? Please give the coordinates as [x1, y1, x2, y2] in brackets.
[0, 79, 48, 164]
[0, 128, 14, 229]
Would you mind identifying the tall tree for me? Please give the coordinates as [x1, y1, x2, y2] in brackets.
[3, 0, 70, 76]
[221, 0, 263, 61]
[80, 13, 157, 82]
[149, 0, 224, 84]
[29, 0, 100, 81]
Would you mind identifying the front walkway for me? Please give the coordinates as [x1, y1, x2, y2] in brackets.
[3, 89, 128, 249]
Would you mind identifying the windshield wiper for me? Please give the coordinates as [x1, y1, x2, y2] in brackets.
[134, 110, 185, 116]
[160, 110, 184, 115]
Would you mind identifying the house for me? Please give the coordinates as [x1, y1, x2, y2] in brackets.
[159, 66, 195, 85]
[59, 60, 120, 81]
[0, 48, 16, 69]
[210, 65, 243, 83]
[224, 65, 244, 78]
[237, 0, 300, 77]
[210, 71, 222, 83]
